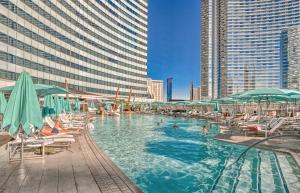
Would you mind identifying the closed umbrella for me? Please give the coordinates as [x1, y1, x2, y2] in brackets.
[2, 72, 43, 160]
[120, 102, 125, 112]
[3, 71, 43, 134]
[74, 99, 80, 112]
[65, 98, 72, 112]
[90, 101, 96, 109]
[60, 97, 65, 112]
[105, 102, 112, 111]
[42, 95, 56, 117]
[0, 92, 7, 114]
[53, 95, 62, 116]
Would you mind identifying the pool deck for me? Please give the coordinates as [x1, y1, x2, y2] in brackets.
[0, 131, 143, 193]
[215, 133, 300, 167]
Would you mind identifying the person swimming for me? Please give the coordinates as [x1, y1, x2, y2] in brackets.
[173, 123, 178, 128]
[202, 125, 209, 135]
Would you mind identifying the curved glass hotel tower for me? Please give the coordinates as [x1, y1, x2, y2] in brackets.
[0, 0, 148, 98]
[201, 0, 300, 99]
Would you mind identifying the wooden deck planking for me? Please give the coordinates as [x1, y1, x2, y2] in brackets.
[18, 160, 44, 193]
[70, 143, 101, 193]
[2, 164, 28, 193]
[0, 131, 143, 193]
[37, 156, 59, 193]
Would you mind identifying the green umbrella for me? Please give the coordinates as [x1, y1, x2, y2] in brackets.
[73, 99, 80, 112]
[64, 98, 72, 112]
[120, 102, 125, 112]
[59, 97, 65, 112]
[53, 95, 62, 116]
[213, 102, 219, 112]
[235, 88, 300, 101]
[0, 84, 70, 96]
[0, 92, 7, 114]
[105, 102, 112, 111]
[42, 95, 56, 117]
[90, 101, 96, 109]
[2, 71, 43, 135]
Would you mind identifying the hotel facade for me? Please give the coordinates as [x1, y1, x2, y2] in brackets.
[0, 0, 148, 98]
[147, 78, 163, 102]
[201, 0, 300, 99]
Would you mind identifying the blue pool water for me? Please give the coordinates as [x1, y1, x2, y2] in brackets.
[90, 115, 300, 193]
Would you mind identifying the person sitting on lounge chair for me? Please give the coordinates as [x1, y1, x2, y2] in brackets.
[42, 119, 80, 136]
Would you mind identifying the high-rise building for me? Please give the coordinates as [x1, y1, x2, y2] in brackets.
[0, 0, 148, 99]
[200, 0, 226, 99]
[192, 87, 201, 101]
[166, 78, 173, 102]
[286, 26, 300, 90]
[147, 78, 164, 102]
[201, 0, 300, 99]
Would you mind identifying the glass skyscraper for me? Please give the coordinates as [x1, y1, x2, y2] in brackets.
[0, 0, 148, 98]
[287, 25, 300, 90]
[201, 0, 300, 98]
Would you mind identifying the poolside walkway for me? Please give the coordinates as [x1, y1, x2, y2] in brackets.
[0, 131, 143, 193]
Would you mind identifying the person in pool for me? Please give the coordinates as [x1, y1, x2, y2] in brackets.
[173, 123, 178, 128]
[202, 125, 209, 135]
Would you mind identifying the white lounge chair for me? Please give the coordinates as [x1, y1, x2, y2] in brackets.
[7, 137, 54, 161]
[244, 118, 285, 136]
[44, 116, 82, 134]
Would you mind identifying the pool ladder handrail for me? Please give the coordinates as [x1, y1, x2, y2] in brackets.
[209, 149, 235, 192]
[228, 134, 300, 168]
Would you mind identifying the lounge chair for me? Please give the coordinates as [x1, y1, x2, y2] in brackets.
[44, 117, 81, 134]
[243, 118, 285, 136]
[59, 114, 85, 128]
[7, 137, 54, 161]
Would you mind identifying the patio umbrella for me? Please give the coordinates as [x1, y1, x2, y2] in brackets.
[0, 92, 7, 114]
[53, 95, 62, 116]
[42, 95, 56, 117]
[213, 102, 219, 113]
[120, 102, 125, 112]
[0, 84, 70, 96]
[64, 98, 72, 112]
[2, 71, 43, 136]
[59, 97, 65, 112]
[105, 102, 112, 111]
[73, 99, 80, 112]
[235, 88, 300, 101]
[90, 101, 96, 109]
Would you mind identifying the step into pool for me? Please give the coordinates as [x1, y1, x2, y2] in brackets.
[90, 115, 300, 193]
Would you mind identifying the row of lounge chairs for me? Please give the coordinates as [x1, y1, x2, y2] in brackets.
[6, 113, 88, 161]
[160, 109, 300, 137]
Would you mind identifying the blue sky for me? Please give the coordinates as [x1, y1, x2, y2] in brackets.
[147, 0, 201, 100]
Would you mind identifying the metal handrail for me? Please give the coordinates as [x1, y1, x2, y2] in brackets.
[228, 134, 300, 168]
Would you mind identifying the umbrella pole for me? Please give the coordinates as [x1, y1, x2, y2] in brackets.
[20, 132, 24, 161]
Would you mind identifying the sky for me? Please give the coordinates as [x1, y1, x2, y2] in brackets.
[147, 0, 201, 100]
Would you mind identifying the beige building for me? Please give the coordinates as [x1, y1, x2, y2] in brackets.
[192, 87, 201, 101]
[147, 79, 164, 102]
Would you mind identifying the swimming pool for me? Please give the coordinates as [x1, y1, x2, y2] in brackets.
[90, 115, 300, 193]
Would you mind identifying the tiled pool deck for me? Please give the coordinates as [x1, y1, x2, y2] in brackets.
[0, 131, 143, 193]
